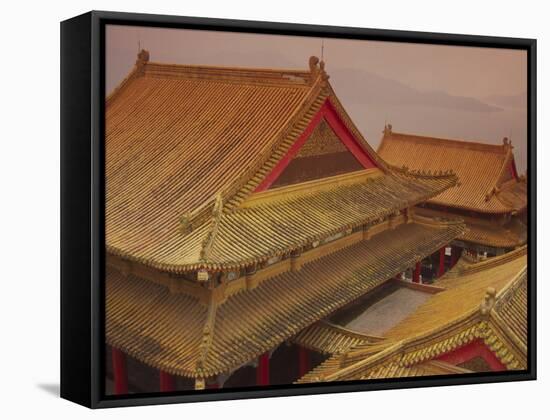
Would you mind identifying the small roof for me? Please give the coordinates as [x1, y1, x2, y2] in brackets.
[297, 247, 527, 383]
[377, 127, 527, 214]
[106, 219, 463, 379]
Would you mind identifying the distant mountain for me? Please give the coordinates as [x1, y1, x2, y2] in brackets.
[329, 68, 502, 113]
[483, 92, 527, 109]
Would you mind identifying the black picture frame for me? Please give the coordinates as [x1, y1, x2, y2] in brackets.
[60, 10, 537, 409]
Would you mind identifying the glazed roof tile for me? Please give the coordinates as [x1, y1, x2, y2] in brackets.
[378, 130, 527, 214]
[106, 220, 463, 378]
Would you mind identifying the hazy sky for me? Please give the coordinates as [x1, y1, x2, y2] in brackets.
[106, 25, 528, 172]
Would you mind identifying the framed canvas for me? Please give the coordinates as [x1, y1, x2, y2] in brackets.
[60, 10, 536, 408]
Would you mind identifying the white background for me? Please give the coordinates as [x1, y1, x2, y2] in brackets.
[0, 0, 546, 418]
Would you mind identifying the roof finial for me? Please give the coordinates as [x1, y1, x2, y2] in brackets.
[135, 49, 150, 75]
[384, 123, 393, 136]
[480, 287, 497, 316]
[309, 55, 320, 73]
[321, 39, 324, 61]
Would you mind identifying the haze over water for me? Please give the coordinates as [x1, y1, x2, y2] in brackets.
[106, 25, 527, 173]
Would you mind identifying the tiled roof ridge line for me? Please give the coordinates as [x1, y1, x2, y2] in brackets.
[456, 246, 527, 276]
[105, 50, 147, 106]
[195, 298, 219, 378]
[382, 130, 510, 154]
[388, 163, 458, 181]
[199, 193, 224, 263]
[322, 86, 390, 172]
[142, 60, 313, 85]
[484, 147, 515, 203]
[493, 265, 528, 310]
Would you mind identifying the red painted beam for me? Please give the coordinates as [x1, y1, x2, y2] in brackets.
[159, 370, 175, 392]
[111, 347, 128, 395]
[298, 346, 310, 378]
[413, 262, 421, 283]
[256, 353, 270, 386]
[254, 99, 377, 192]
[436, 339, 507, 371]
[438, 247, 446, 278]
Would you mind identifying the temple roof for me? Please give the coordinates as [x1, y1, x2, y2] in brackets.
[377, 128, 527, 214]
[106, 218, 463, 379]
[108, 168, 457, 273]
[106, 52, 458, 273]
[297, 247, 527, 383]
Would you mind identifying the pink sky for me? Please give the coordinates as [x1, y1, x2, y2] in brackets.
[106, 25, 528, 172]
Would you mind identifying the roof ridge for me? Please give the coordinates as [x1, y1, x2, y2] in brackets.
[494, 265, 528, 307]
[459, 245, 527, 275]
[195, 299, 219, 378]
[387, 162, 458, 181]
[199, 193, 224, 263]
[485, 146, 516, 201]
[136, 50, 320, 87]
[382, 129, 509, 154]
[145, 61, 311, 77]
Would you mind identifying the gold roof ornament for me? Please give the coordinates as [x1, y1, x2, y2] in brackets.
[480, 287, 497, 316]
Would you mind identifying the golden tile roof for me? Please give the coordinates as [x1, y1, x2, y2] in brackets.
[377, 129, 527, 214]
[106, 220, 463, 379]
[106, 53, 458, 274]
[297, 247, 527, 383]
[108, 168, 457, 273]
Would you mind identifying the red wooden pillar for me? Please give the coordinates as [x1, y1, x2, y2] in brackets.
[438, 247, 446, 277]
[451, 246, 461, 267]
[111, 347, 128, 395]
[298, 346, 310, 378]
[412, 262, 421, 283]
[256, 352, 270, 386]
[159, 370, 175, 392]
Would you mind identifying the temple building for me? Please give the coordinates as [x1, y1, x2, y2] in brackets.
[105, 51, 466, 394]
[378, 126, 528, 260]
[296, 246, 527, 383]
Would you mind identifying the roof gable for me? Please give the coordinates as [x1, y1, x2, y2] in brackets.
[256, 100, 379, 191]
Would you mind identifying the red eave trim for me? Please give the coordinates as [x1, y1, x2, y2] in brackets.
[254, 99, 377, 192]
[435, 338, 507, 371]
